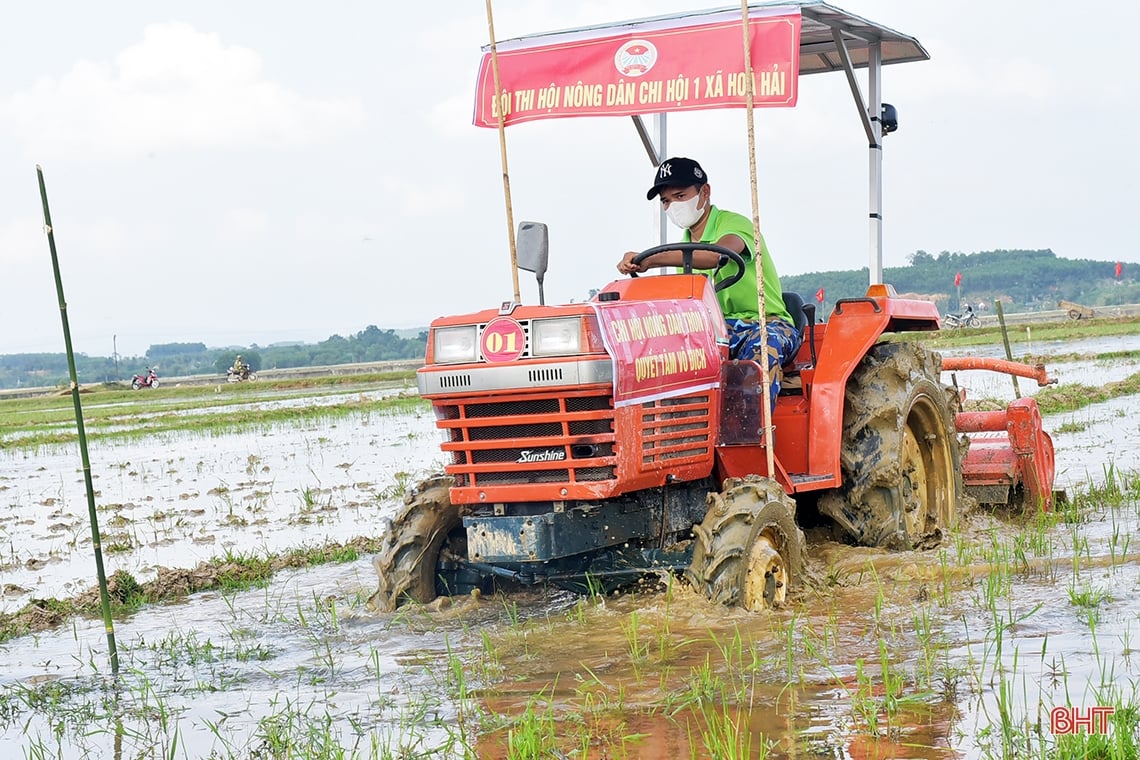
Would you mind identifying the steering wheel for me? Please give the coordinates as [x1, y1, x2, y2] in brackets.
[630, 243, 746, 293]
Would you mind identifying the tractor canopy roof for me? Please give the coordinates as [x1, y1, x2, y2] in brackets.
[474, 1, 927, 127]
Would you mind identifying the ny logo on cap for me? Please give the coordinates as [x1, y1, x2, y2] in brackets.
[658, 163, 672, 179]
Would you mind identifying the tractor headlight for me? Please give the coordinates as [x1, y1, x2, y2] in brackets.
[531, 317, 581, 356]
[433, 325, 478, 364]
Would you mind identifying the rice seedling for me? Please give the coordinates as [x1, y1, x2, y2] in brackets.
[681, 653, 729, 712]
[574, 661, 628, 715]
[1108, 513, 1132, 571]
[504, 694, 559, 760]
[689, 703, 771, 760]
[1055, 419, 1091, 434]
[621, 609, 650, 679]
[377, 470, 414, 501]
[1068, 583, 1112, 627]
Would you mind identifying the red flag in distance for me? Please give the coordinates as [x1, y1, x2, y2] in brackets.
[1116, 262, 1123, 279]
[954, 272, 962, 287]
[815, 287, 825, 303]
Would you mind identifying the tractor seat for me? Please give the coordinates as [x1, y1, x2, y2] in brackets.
[781, 291, 808, 348]
[779, 291, 817, 393]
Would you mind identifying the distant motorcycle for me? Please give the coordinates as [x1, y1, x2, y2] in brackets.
[226, 366, 258, 383]
[943, 307, 980, 329]
[131, 367, 159, 390]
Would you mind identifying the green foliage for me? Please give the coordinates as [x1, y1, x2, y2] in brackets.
[146, 342, 207, 357]
[0, 325, 427, 389]
[781, 248, 1133, 314]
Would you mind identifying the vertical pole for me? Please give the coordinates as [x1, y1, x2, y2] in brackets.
[485, 0, 521, 303]
[36, 165, 119, 676]
[739, 1, 776, 475]
[654, 113, 668, 248]
[867, 42, 883, 286]
[994, 300, 1021, 399]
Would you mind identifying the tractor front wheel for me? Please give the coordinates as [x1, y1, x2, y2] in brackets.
[370, 474, 465, 611]
[818, 342, 964, 549]
[686, 476, 805, 610]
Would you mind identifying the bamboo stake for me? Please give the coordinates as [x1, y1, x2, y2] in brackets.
[485, 0, 521, 303]
[739, 2, 776, 476]
[995, 300, 1021, 399]
[36, 166, 119, 676]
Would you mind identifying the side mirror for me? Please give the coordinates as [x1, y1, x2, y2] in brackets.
[516, 221, 549, 305]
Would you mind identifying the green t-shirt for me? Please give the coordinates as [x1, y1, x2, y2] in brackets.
[683, 206, 793, 324]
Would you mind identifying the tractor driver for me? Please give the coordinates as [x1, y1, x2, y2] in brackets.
[617, 156, 800, 406]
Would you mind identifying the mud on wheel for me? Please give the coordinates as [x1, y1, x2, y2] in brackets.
[370, 474, 469, 612]
[818, 342, 966, 549]
[686, 476, 806, 611]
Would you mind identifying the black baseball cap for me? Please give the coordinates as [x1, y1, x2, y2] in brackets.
[646, 157, 707, 200]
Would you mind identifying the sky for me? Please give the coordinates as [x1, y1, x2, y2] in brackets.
[1, 1, 1136, 359]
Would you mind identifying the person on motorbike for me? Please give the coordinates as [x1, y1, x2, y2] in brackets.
[232, 355, 245, 376]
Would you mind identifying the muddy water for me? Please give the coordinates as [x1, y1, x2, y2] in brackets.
[2, 358, 1139, 757]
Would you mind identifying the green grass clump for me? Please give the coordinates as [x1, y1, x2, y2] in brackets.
[0, 387, 427, 452]
[1034, 371, 1140, 416]
[0, 537, 385, 643]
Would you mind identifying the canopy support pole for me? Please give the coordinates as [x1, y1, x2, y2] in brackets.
[831, 28, 884, 286]
[867, 42, 884, 286]
[631, 114, 669, 247]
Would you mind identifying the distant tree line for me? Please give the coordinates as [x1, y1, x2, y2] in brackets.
[0, 325, 427, 390]
[4, 249, 1136, 389]
[780, 248, 1136, 315]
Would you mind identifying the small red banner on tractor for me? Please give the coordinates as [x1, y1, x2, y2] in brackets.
[591, 298, 722, 407]
[474, 8, 801, 127]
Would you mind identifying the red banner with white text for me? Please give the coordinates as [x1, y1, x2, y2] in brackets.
[474, 8, 801, 127]
[590, 299, 722, 408]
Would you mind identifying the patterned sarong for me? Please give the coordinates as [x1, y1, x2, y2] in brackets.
[725, 317, 802, 409]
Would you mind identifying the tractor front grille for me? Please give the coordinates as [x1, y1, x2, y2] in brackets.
[434, 392, 616, 489]
[640, 394, 712, 465]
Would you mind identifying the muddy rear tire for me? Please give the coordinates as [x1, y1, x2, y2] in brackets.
[818, 342, 964, 549]
[686, 476, 805, 610]
[370, 474, 464, 612]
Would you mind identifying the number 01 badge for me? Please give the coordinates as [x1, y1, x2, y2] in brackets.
[481, 317, 525, 362]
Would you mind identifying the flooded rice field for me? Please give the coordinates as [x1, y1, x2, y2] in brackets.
[1, 345, 1139, 759]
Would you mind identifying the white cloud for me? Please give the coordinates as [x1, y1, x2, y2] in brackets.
[1, 22, 365, 160]
[890, 42, 1054, 102]
[379, 175, 465, 217]
[0, 216, 44, 265]
[219, 208, 271, 242]
[428, 92, 478, 139]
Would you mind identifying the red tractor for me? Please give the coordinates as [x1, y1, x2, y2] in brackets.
[372, 239, 1053, 611]
[370, 4, 1057, 611]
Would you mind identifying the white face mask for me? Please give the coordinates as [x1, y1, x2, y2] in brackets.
[665, 193, 706, 229]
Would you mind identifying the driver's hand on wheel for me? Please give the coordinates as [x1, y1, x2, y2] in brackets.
[617, 251, 647, 275]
